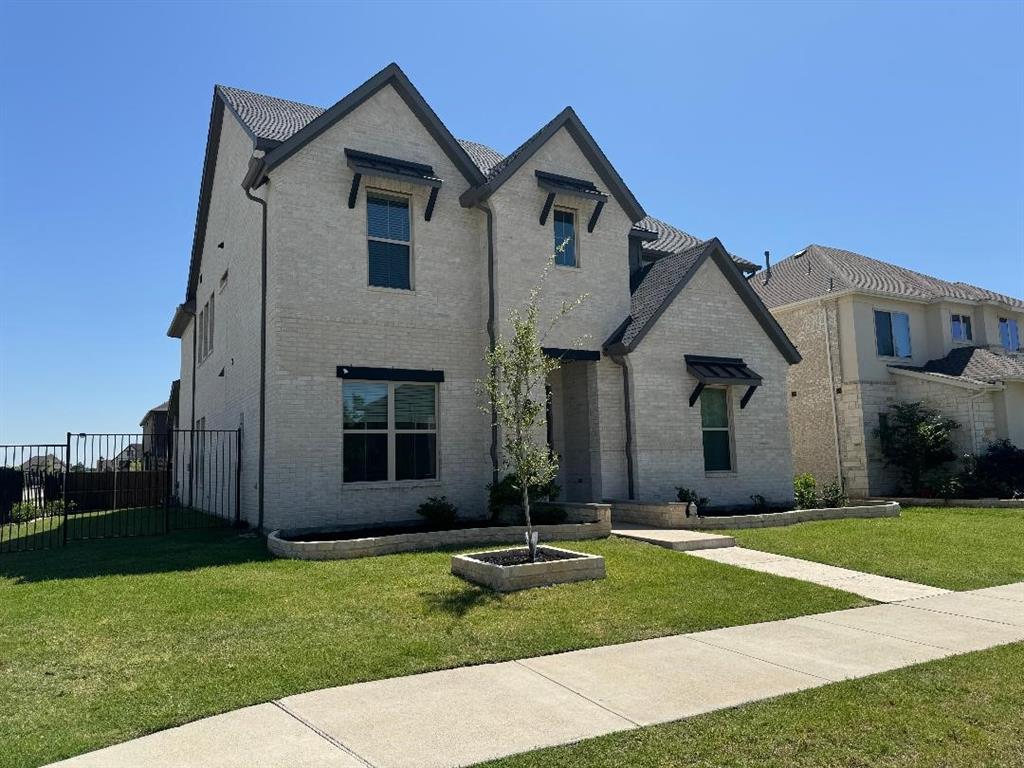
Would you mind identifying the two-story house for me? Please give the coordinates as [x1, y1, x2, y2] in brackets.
[167, 63, 800, 532]
[753, 244, 1024, 497]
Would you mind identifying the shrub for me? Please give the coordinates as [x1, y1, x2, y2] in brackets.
[875, 401, 960, 495]
[958, 440, 1024, 498]
[749, 494, 769, 513]
[415, 496, 458, 529]
[531, 503, 568, 525]
[9, 502, 42, 524]
[676, 487, 709, 509]
[818, 479, 847, 509]
[793, 474, 818, 509]
[920, 469, 962, 500]
[487, 475, 560, 518]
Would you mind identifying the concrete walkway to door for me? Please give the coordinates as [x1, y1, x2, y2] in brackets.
[48, 583, 1024, 768]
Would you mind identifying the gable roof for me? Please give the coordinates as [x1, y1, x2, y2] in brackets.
[633, 216, 760, 272]
[458, 107, 646, 223]
[890, 346, 1024, 388]
[753, 244, 1024, 311]
[605, 238, 800, 363]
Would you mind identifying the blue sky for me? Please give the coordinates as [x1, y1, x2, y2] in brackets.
[1, 0, 1022, 444]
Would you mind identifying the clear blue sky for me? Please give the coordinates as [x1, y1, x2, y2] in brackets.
[1, 0, 1022, 444]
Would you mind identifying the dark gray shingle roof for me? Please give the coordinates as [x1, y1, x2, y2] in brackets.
[891, 346, 1024, 386]
[752, 244, 1024, 310]
[633, 216, 760, 272]
[218, 85, 325, 143]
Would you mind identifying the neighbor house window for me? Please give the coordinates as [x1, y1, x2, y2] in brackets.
[553, 208, 577, 267]
[950, 313, 972, 342]
[874, 309, 911, 358]
[700, 388, 732, 472]
[999, 317, 1020, 352]
[197, 293, 214, 363]
[367, 193, 411, 289]
[343, 381, 437, 483]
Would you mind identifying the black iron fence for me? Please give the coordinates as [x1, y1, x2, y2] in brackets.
[0, 430, 241, 554]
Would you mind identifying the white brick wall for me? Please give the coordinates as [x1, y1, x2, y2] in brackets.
[627, 258, 795, 507]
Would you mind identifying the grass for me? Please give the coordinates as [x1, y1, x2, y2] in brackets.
[722, 506, 1024, 591]
[0, 531, 865, 768]
[478, 641, 1024, 768]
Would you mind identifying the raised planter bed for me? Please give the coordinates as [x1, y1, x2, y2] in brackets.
[267, 502, 611, 560]
[608, 499, 900, 530]
[451, 545, 606, 591]
[865, 497, 1024, 509]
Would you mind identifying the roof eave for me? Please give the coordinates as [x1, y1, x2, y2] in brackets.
[167, 300, 196, 339]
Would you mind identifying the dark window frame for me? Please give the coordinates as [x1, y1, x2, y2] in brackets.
[873, 308, 912, 359]
[700, 386, 734, 473]
[366, 190, 413, 290]
[950, 312, 973, 342]
[553, 207, 578, 267]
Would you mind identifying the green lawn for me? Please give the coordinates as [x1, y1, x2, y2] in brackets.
[478, 641, 1024, 768]
[723, 506, 1024, 590]
[0, 531, 865, 768]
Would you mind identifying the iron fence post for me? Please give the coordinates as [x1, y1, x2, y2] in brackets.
[62, 432, 71, 546]
[164, 428, 173, 533]
[234, 428, 242, 526]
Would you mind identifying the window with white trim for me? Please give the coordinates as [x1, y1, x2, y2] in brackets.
[874, 309, 911, 358]
[700, 387, 733, 472]
[367, 193, 411, 289]
[950, 313, 972, 342]
[343, 381, 437, 483]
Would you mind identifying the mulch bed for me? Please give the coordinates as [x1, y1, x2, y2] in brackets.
[469, 547, 583, 566]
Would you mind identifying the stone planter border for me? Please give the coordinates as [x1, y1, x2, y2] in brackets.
[451, 546, 606, 592]
[864, 497, 1023, 509]
[606, 500, 695, 528]
[267, 502, 611, 560]
[608, 500, 900, 530]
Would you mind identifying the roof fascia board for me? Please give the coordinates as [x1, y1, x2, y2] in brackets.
[886, 366, 1000, 392]
[460, 108, 646, 223]
[259, 63, 484, 186]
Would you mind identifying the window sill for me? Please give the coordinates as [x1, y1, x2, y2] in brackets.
[553, 264, 581, 271]
[367, 285, 416, 294]
[876, 354, 913, 361]
[342, 479, 442, 491]
[704, 470, 737, 478]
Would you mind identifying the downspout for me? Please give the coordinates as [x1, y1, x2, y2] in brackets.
[242, 157, 269, 531]
[609, 353, 635, 499]
[821, 299, 843, 486]
[476, 202, 499, 483]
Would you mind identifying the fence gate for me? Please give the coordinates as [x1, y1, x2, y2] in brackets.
[0, 430, 240, 554]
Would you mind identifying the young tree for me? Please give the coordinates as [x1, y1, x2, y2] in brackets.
[483, 257, 588, 562]
[874, 401, 960, 494]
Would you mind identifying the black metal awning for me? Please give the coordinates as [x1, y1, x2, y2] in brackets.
[543, 347, 601, 362]
[345, 149, 443, 220]
[684, 354, 762, 409]
[535, 170, 609, 231]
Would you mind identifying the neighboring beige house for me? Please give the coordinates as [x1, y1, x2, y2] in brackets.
[167, 63, 800, 532]
[753, 244, 1024, 497]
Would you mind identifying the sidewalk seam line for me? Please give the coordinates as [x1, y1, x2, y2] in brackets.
[898, 602, 1022, 628]
[513, 660, 643, 728]
[684, 635, 837, 683]
[271, 700, 376, 767]
[803, 614, 967, 652]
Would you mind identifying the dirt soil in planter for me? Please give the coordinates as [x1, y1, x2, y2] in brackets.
[470, 547, 584, 566]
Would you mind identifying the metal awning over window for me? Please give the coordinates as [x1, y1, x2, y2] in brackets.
[684, 354, 762, 409]
[535, 170, 608, 232]
[345, 148, 443, 220]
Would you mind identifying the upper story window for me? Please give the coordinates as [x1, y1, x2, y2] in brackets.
[197, 292, 215, 363]
[999, 317, 1021, 352]
[950, 313, 973, 342]
[874, 309, 911, 358]
[553, 208, 577, 267]
[342, 380, 437, 483]
[367, 193, 411, 290]
[700, 387, 733, 472]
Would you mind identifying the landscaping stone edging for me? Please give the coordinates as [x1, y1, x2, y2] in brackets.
[267, 502, 611, 560]
[608, 500, 900, 530]
[865, 497, 1024, 509]
[451, 546, 606, 591]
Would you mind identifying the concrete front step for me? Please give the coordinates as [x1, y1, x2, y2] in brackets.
[611, 524, 736, 551]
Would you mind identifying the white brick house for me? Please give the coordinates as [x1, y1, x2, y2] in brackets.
[753, 245, 1024, 497]
[168, 63, 800, 532]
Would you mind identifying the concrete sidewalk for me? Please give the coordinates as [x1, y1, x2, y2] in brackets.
[689, 546, 950, 602]
[49, 583, 1024, 768]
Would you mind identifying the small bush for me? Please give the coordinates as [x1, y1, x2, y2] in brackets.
[415, 496, 458, 529]
[749, 494, 769, 513]
[959, 440, 1024, 499]
[794, 474, 818, 509]
[920, 469, 962, 500]
[487, 475, 560, 518]
[531, 503, 568, 525]
[676, 487, 709, 509]
[818, 479, 848, 509]
[9, 502, 42, 524]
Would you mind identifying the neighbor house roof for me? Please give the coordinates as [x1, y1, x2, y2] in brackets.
[752, 244, 1024, 311]
[139, 401, 169, 427]
[890, 346, 1024, 388]
[605, 238, 800, 363]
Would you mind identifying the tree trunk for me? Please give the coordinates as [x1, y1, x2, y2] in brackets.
[521, 480, 536, 562]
